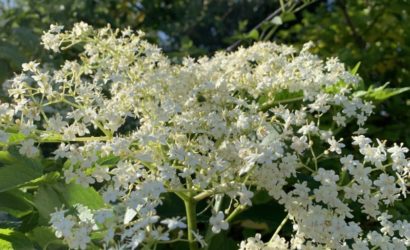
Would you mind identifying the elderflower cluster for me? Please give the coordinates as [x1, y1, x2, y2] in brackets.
[0, 23, 408, 249]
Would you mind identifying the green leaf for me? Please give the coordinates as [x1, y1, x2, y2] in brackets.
[0, 190, 33, 218]
[0, 42, 25, 68]
[260, 90, 303, 111]
[207, 232, 237, 250]
[281, 12, 296, 22]
[0, 149, 43, 192]
[0, 60, 11, 84]
[7, 132, 26, 144]
[28, 226, 63, 249]
[325, 80, 349, 94]
[350, 61, 361, 75]
[33, 184, 62, 224]
[0, 229, 33, 250]
[12, 27, 39, 49]
[19, 171, 61, 189]
[97, 155, 120, 166]
[57, 183, 105, 209]
[34, 181, 104, 223]
[252, 190, 272, 205]
[354, 83, 410, 101]
[246, 29, 259, 40]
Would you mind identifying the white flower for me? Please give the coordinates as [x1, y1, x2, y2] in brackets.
[128, 231, 145, 250]
[239, 234, 265, 250]
[49, 24, 64, 33]
[352, 135, 371, 149]
[388, 143, 408, 162]
[22, 61, 40, 72]
[41, 32, 61, 52]
[266, 235, 288, 249]
[209, 211, 229, 233]
[72, 22, 90, 37]
[161, 217, 187, 230]
[291, 135, 309, 154]
[333, 112, 346, 126]
[69, 226, 91, 250]
[327, 136, 345, 154]
[238, 185, 254, 206]
[92, 166, 111, 183]
[50, 209, 75, 238]
[47, 114, 68, 132]
[236, 113, 251, 130]
[19, 139, 39, 158]
[75, 204, 96, 229]
[314, 169, 339, 185]
[192, 231, 207, 248]
[297, 122, 318, 135]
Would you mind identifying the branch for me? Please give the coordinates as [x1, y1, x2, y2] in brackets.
[226, 3, 285, 52]
[226, 0, 318, 52]
[337, 0, 366, 48]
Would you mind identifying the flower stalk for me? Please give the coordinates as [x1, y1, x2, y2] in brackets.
[183, 196, 199, 250]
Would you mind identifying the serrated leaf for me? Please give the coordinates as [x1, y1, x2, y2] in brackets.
[19, 171, 61, 188]
[281, 12, 296, 22]
[0, 149, 43, 192]
[325, 80, 349, 94]
[0, 190, 33, 218]
[260, 90, 303, 111]
[0, 229, 33, 250]
[97, 155, 120, 166]
[28, 226, 63, 249]
[33, 184, 63, 224]
[55, 182, 105, 209]
[246, 29, 259, 40]
[350, 61, 361, 75]
[34, 182, 105, 224]
[354, 83, 410, 101]
[7, 132, 26, 144]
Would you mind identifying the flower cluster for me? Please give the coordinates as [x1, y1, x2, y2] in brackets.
[1, 23, 408, 249]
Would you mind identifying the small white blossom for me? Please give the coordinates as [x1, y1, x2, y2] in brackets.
[327, 136, 345, 154]
[291, 135, 309, 154]
[209, 211, 229, 233]
[161, 217, 187, 230]
[19, 139, 39, 158]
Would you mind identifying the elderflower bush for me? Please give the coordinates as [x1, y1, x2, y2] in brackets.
[0, 23, 409, 249]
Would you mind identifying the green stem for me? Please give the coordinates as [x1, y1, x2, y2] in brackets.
[260, 96, 303, 112]
[39, 135, 112, 143]
[270, 214, 289, 242]
[183, 197, 199, 250]
[194, 190, 214, 201]
[226, 205, 247, 222]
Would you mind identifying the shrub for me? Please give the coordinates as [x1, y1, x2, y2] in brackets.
[1, 23, 409, 249]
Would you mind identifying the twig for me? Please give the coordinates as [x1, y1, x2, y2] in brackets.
[226, 4, 285, 52]
[337, 0, 366, 48]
